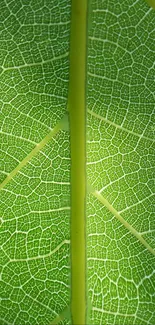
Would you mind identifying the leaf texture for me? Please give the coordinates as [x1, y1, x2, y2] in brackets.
[0, 0, 155, 324]
[87, 0, 155, 324]
[0, 0, 71, 324]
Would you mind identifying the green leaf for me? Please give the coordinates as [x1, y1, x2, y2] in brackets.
[0, 0, 155, 325]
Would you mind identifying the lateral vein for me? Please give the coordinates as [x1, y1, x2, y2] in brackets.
[2, 52, 69, 73]
[0, 119, 64, 190]
[8, 239, 70, 262]
[88, 108, 155, 142]
[92, 189, 155, 256]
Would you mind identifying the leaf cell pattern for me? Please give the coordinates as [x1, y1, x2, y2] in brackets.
[87, 1, 155, 324]
[0, 0, 155, 324]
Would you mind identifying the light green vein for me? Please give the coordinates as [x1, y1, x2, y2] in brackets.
[88, 109, 155, 142]
[8, 239, 70, 262]
[92, 189, 155, 256]
[92, 307, 149, 324]
[0, 116, 67, 190]
[2, 52, 69, 73]
[0, 131, 36, 145]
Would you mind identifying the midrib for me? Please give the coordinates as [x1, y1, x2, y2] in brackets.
[68, 0, 87, 324]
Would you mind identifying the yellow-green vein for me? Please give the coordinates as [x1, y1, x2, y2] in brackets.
[68, 0, 88, 324]
[145, 0, 155, 9]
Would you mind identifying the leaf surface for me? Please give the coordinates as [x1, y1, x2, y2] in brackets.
[0, 0, 155, 324]
[0, 1, 71, 324]
[87, 1, 155, 324]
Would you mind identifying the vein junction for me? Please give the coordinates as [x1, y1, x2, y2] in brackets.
[49, 306, 70, 325]
[92, 189, 155, 256]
